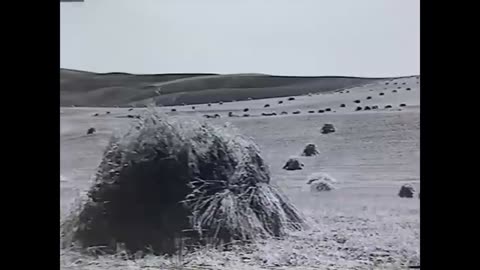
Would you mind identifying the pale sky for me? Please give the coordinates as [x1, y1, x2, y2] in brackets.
[60, 0, 419, 77]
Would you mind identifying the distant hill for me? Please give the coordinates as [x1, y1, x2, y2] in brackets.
[60, 69, 403, 107]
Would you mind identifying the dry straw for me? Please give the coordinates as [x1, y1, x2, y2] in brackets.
[61, 109, 306, 254]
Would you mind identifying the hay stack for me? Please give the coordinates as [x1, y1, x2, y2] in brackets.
[60, 112, 306, 254]
[306, 173, 337, 185]
[288, 97, 295, 101]
[292, 111, 301, 115]
[86, 127, 96, 135]
[301, 143, 319, 157]
[309, 181, 335, 192]
[282, 158, 303, 170]
[321, 124, 335, 134]
[398, 184, 415, 198]
[278, 100, 283, 104]
[203, 114, 220, 119]
[308, 110, 315, 114]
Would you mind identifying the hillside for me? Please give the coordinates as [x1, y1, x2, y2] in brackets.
[60, 69, 400, 107]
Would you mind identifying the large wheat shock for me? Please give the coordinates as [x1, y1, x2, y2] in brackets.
[61, 109, 307, 254]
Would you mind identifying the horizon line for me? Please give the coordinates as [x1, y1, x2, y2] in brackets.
[60, 68, 419, 79]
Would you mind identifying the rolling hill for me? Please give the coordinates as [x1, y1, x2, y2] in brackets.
[60, 69, 406, 107]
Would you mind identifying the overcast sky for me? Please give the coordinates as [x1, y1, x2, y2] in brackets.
[60, 0, 419, 77]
